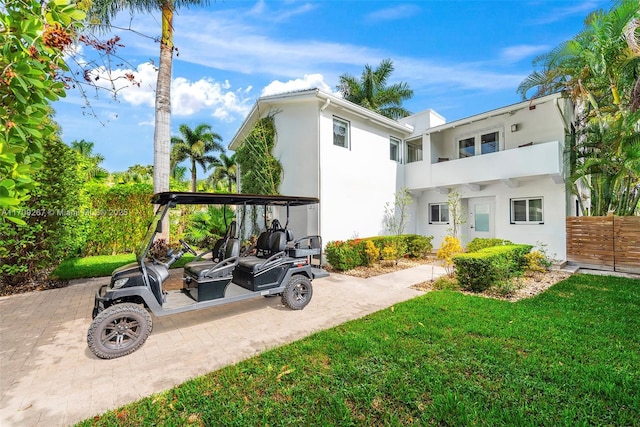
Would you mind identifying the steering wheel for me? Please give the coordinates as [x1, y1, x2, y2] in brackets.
[179, 239, 197, 256]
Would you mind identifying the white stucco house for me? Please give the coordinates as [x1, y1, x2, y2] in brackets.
[229, 89, 577, 260]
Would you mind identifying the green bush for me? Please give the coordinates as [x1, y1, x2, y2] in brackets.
[406, 234, 433, 258]
[325, 234, 433, 271]
[0, 138, 86, 286]
[83, 183, 154, 256]
[465, 238, 513, 253]
[454, 244, 533, 292]
[324, 240, 366, 271]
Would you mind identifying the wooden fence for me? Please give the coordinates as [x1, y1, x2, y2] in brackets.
[566, 216, 640, 274]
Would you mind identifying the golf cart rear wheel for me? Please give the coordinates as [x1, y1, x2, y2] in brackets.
[281, 275, 313, 310]
[87, 303, 152, 359]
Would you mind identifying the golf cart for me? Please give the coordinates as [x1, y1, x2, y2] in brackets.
[87, 192, 327, 359]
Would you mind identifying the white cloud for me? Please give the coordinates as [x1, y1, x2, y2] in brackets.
[172, 78, 252, 120]
[261, 74, 334, 96]
[365, 4, 421, 23]
[500, 45, 551, 63]
[248, 0, 317, 22]
[86, 62, 252, 120]
[528, 0, 603, 25]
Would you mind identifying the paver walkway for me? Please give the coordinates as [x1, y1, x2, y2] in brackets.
[0, 264, 444, 426]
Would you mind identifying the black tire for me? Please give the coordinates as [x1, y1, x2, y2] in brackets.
[281, 275, 313, 310]
[87, 303, 152, 359]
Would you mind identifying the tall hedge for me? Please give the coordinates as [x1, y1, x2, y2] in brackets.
[82, 183, 154, 255]
[0, 136, 85, 286]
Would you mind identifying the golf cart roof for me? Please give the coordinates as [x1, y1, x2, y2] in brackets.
[151, 192, 319, 206]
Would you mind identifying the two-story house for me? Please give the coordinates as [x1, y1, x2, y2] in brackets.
[229, 88, 577, 260]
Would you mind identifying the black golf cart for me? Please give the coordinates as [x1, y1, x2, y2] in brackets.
[87, 192, 327, 359]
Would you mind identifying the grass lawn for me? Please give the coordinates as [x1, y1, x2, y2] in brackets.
[77, 274, 640, 426]
[51, 254, 195, 280]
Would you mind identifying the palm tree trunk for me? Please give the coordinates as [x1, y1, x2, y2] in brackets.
[153, 1, 174, 239]
[191, 158, 197, 192]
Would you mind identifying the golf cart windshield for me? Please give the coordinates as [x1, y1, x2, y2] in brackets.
[136, 207, 165, 263]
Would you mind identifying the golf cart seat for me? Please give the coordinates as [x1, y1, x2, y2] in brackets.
[233, 230, 290, 291]
[184, 238, 240, 281]
[287, 235, 322, 258]
[183, 238, 240, 301]
[192, 220, 237, 263]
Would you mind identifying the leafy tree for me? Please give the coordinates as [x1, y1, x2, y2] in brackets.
[235, 114, 282, 195]
[88, 0, 211, 199]
[447, 190, 466, 238]
[235, 114, 282, 234]
[170, 123, 224, 192]
[208, 152, 237, 193]
[111, 164, 153, 185]
[518, 0, 640, 215]
[1, 124, 86, 288]
[70, 139, 108, 182]
[337, 58, 414, 119]
[0, 0, 85, 224]
[384, 187, 413, 264]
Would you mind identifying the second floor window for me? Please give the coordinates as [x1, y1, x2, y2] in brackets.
[459, 137, 475, 158]
[390, 137, 401, 162]
[406, 138, 422, 163]
[458, 130, 501, 158]
[333, 117, 350, 149]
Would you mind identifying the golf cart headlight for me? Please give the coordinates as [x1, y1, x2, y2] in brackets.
[112, 278, 129, 289]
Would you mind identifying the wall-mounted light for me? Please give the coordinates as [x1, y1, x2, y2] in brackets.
[510, 124, 519, 132]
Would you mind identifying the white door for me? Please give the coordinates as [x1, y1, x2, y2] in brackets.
[467, 197, 495, 241]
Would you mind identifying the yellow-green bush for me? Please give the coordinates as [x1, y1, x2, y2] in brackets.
[453, 244, 533, 292]
[436, 236, 463, 276]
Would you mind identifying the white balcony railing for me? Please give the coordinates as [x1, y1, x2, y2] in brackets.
[405, 140, 564, 189]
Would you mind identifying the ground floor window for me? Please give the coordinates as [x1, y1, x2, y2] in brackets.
[510, 197, 543, 223]
[429, 203, 449, 224]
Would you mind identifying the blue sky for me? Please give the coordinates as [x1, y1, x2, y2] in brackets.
[54, 0, 611, 173]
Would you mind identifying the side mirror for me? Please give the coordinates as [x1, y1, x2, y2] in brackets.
[155, 222, 163, 233]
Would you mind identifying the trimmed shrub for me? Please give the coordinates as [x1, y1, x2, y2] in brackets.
[406, 234, 433, 258]
[466, 238, 513, 253]
[454, 244, 533, 292]
[325, 240, 366, 271]
[325, 234, 433, 271]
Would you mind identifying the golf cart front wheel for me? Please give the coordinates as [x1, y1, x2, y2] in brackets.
[281, 275, 313, 310]
[87, 303, 152, 359]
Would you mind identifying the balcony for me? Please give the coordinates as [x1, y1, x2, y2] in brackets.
[405, 140, 564, 190]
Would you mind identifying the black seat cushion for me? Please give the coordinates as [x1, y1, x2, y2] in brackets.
[185, 239, 240, 280]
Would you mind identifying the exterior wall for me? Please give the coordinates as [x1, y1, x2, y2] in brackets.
[260, 101, 321, 239]
[399, 109, 446, 134]
[318, 103, 405, 244]
[416, 176, 567, 260]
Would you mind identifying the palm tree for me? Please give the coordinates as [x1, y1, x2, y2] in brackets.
[88, 0, 210, 195]
[517, 0, 640, 216]
[69, 139, 108, 182]
[337, 58, 413, 119]
[208, 153, 237, 192]
[170, 123, 224, 192]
